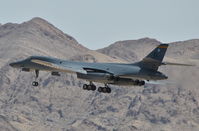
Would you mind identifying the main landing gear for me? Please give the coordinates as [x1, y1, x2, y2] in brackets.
[98, 84, 111, 94]
[83, 82, 97, 91]
[32, 70, 39, 87]
[83, 82, 111, 94]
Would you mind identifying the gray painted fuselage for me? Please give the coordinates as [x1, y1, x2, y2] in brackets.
[10, 56, 168, 85]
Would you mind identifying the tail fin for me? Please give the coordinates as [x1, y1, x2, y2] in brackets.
[140, 44, 169, 70]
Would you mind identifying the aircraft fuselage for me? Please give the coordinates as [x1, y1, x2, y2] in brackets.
[10, 56, 168, 86]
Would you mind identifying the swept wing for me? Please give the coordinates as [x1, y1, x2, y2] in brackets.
[31, 59, 87, 74]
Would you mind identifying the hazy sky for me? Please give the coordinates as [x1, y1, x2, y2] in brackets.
[1, 0, 199, 49]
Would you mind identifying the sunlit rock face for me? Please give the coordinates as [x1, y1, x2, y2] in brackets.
[0, 17, 199, 131]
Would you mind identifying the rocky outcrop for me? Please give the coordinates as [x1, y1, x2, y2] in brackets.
[0, 17, 199, 131]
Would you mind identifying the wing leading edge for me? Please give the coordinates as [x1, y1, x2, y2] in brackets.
[31, 59, 87, 74]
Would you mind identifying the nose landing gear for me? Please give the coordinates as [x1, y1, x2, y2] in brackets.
[32, 81, 39, 86]
[32, 70, 39, 87]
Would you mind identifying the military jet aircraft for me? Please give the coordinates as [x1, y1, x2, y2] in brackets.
[9, 44, 192, 93]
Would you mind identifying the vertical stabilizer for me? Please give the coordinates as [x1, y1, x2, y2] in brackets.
[140, 44, 169, 70]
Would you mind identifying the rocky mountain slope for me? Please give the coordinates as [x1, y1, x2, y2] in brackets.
[0, 18, 88, 61]
[0, 18, 199, 131]
[97, 38, 199, 131]
[98, 38, 199, 90]
[98, 38, 199, 62]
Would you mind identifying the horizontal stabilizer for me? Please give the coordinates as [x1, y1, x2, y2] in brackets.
[161, 62, 195, 66]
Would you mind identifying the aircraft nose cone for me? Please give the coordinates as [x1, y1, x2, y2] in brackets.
[9, 62, 15, 67]
[9, 62, 19, 68]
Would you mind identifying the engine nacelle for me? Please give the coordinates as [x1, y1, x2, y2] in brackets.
[111, 78, 136, 85]
[77, 72, 111, 83]
[77, 73, 145, 86]
[112, 78, 145, 86]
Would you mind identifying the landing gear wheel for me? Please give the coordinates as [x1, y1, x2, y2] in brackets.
[83, 83, 96, 91]
[32, 70, 39, 87]
[87, 85, 92, 90]
[106, 87, 111, 93]
[102, 87, 107, 93]
[98, 87, 103, 92]
[98, 86, 111, 93]
[91, 85, 96, 91]
[83, 84, 88, 90]
[32, 81, 39, 87]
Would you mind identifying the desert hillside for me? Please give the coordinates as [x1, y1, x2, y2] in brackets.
[0, 18, 199, 131]
[98, 38, 199, 62]
[98, 38, 199, 90]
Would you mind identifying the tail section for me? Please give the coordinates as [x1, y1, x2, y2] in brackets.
[139, 44, 169, 70]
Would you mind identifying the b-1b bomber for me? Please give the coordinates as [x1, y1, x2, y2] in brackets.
[10, 44, 192, 93]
